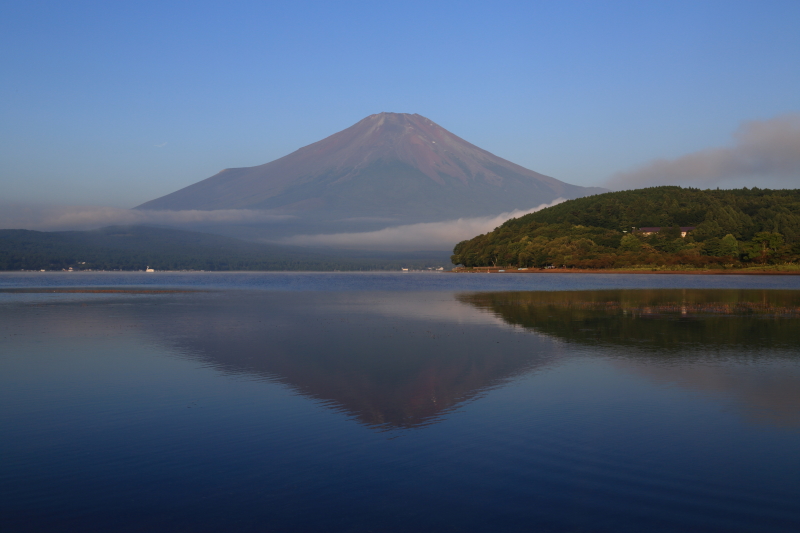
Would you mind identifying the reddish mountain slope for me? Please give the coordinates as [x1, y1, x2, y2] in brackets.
[137, 113, 604, 222]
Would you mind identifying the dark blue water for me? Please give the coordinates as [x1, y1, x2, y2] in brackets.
[3, 270, 800, 293]
[2, 273, 800, 532]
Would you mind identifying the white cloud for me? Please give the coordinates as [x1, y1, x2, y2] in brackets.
[0, 204, 294, 231]
[284, 199, 566, 251]
[606, 113, 800, 190]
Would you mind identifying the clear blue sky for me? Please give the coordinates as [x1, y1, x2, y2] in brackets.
[2, 0, 799, 207]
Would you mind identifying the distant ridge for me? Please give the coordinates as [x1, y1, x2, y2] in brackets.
[137, 113, 605, 225]
[0, 226, 450, 271]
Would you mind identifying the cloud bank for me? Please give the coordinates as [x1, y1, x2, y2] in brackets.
[284, 200, 565, 251]
[606, 113, 800, 190]
[0, 205, 294, 231]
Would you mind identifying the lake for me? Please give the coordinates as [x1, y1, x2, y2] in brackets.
[2, 272, 800, 532]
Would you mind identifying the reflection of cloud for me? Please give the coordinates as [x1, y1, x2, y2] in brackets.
[0, 204, 295, 231]
[618, 359, 800, 428]
[606, 113, 800, 190]
[285, 200, 566, 251]
[354, 292, 520, 328]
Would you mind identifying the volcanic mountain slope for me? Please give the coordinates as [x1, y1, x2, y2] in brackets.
[137, 113, 604, 225]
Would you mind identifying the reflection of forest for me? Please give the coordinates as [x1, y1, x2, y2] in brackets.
[458, 289, 800, 352]
[459, 289, 800, 427]
[141, 293, 558, 429]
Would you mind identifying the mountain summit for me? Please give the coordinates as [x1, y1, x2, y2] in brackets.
[137, 113, 604, 225]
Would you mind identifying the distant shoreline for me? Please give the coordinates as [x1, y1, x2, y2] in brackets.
[0, 288, 203, 293]
[451, 268, 800, 276]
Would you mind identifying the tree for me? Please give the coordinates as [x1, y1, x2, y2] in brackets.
[744, 232, 784, 263]
[718, 234, 739, 257]
[619, 234, 641, 252]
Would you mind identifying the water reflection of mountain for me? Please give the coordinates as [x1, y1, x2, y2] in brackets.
[12, 288, 800, 430]
[145, 292, 558, 429]
[458, 289, 800, 352]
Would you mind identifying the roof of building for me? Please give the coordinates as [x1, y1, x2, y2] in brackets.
[637, 227, 696, 232]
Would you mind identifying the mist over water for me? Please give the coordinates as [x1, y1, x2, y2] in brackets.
[2, 274, 800, 532]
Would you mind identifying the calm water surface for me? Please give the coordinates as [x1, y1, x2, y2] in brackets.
[2, 272, 800, 532]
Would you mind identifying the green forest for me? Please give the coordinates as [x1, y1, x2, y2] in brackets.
[451, 187, 800, 269]
[0, 226, 449, 271]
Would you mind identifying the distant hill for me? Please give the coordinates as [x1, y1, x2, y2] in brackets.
[451, 187, 800, 269]
[0, 226, 450, 271]
[137, 113, 605, 231]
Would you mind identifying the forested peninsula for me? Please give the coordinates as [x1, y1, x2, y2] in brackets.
[451, 187, 800, 270]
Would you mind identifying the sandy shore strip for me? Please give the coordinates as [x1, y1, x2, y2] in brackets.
[452, 268, 800, 275]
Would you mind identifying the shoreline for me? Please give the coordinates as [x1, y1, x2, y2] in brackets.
[0, 288, 203, 293]
[451, 268, 800, 275]
[1, 269, 799, 276]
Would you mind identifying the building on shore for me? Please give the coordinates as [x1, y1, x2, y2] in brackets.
[637, 227, 695, 238]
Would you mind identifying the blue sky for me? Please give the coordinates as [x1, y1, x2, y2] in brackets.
[2, 0, 799, 207]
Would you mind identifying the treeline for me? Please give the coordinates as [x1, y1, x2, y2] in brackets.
[451, 187, 800, 268]
[0, 226, 449, 271]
